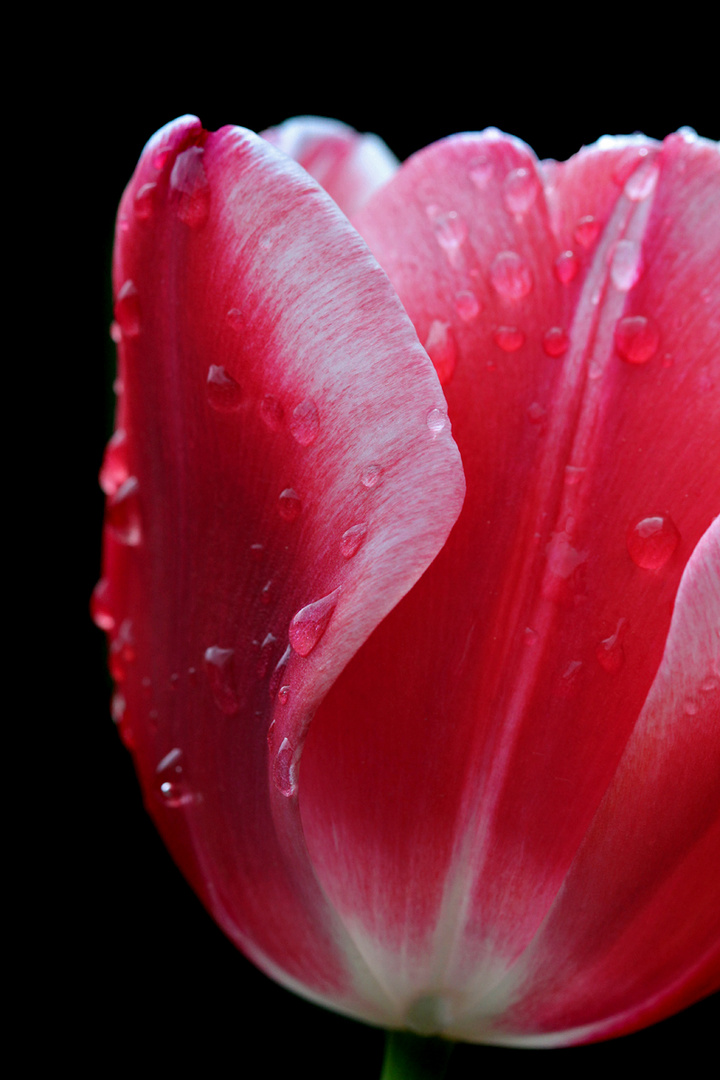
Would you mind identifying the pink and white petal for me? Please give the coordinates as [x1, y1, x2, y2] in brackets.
[105, 115, 463, 1021]
[261, 115, 399, 218]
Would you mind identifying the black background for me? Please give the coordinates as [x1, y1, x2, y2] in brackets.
[67, 23, 719, 1077]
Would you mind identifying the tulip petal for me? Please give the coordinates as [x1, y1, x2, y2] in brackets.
[261, 116, 399, 218]
[103, 116, 464, 1018]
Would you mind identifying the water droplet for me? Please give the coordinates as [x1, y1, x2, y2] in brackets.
[455, 290, 480, 321]
[99, 428, 129, 496]
[109, 619, 135, 681]
[564, 465, 586, 485]
[109, 321, 122, 344]
[615, 315, 660, 364]
[493, 326, 525, 352]
[554, 250, 579, 284]
[627, 514, 680, 570]
[490, 251, 533, 299]
[361, 464, 383, 489]
[574, 216, 599, 248]
[273, 737, 298, 797]
[503, 167, 539, 214]
[277, 685, 290, 706]
[542, 327, 569, 357]
[90, 577, 115, 632]
[289, 588, 340, 657]
[250, 542, 264, 560]
[206, 365, 243, 412]
[610, 239, 643, 292]
[700, 676, 719, 693]
[260, 579, 274, 605]
[426, 407, 447, 435]
[469, 158, 494, 188]
[432, 211, 467, 259]
[256, 633, 277, 678]
[424, 321, 457, 385]
[527, 401, 546, 424]
[290, 398, 320, 445]
[340, 523, 368, 559]
[226, 308, 243, 331]
[134, 181, 157, 220]
[269, 645, 291, 699]
[170, 146, 210, 228]
[683, 698, 699, 716]
[155, 748, 196, 808]
[153, 147, 171, 171]
[204, 645, 239, 715]
[624, 159, 660, 201]
[595, 618, 628, 674]
[114, 280, 140, 338]
[260, 394, 284, 430]
[107, 477, 142, 546]
[524, 626, 539, 645]
[278, 488, 301, 521]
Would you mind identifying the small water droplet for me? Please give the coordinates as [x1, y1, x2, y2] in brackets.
[170, 146, 210, 228]
[503, 167, 539, 214]
[260, 579, 274, 605]
[273, 737, 298, 797]
[99, 428, 129, 496]
[340, 523, 368, 559]
[469, 158, 494, 188]
[615, 315, 660, 364]
[90, 577, 115, 632]
[289, 588, 340, 657]
[153, 147, 171, 171]
[109, 618, 135, 681]
[278, 488, 302, 521]
[114, 280, 140, 338]
[432, 211, 467, 259]
[204, 645, 239, 715]
[610, 239, 644, 292]
[624, 159, 660, 201]
[226, 308, 243, 331]
[554, 250, 579, 284]
[277, 685, 290, 705]
[700, 676, 719, 693]
[490, 251, 533, 299]
[426, 407, 447, 435]
[250, 542, 264, 560]
[424, 321, 457, 385]
[527, 401, 546, 424]
[206, 365, 243, 412]
[361, 464, 383, 488]
[493, 326, 525, 352]
[155, 748, 197, 808]
[256, 633, 277, 679]
[260, 394, 284, 430]
[524, 626, 539, 645]
[107, 477, 142, 546]
[684, 698, 699, 716]
[564, 465, 586, 485]
[574, 216, 599, 248]
[269, 645, 291, 699]
[627, 514, 680, 569]
[134, 182, 157, 220]
[454, 290, 480, 322]
[595, 618, 628, 674]
[542, 327, 569, 357]
[290, 398, 320, 445]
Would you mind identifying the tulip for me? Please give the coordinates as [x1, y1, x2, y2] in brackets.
[97, 114, 719, 1067]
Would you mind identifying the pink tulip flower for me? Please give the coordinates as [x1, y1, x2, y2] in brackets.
[97, 114, 719, 1051]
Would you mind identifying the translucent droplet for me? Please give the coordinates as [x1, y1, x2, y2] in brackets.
[99, 428, 129, 496]
[290, 398, 320, 445]
[250, 542, 264, 560]
[109, 619, 135, 681]
[683, 698, 699, 716]
[155, 748, 196, 808]
[433, 211, 467, 258]
[109, 321, 122, 344]
[524, 626, 539, 645]
[206, 365, 243, 412]
[134, 182, 157, 221]
[273, 737, 297, 797]
[490, 251, 533, 299]
[424, 321, 457, 385]
[107, 477, 142, 546]
[153, 147, 171, 171]
[269, 645, 291, 699]
[426, 407, 447, 435]
[260, 394, 284, 430]
[469, 158, 494, 189]
[527, 401, 546, 424]
[564, 465, 586, 485]
[289, 588, 340, 656]
[610, 239, 643, 292]
[226, 308, 243, 331]
[493, 326, 525, 352]
[595, 617, 627, 674]
[361, 464, 383, 488]
[624, 159, 660, 201]
[256, 633, 277, 678]
[90, 577, 115, 632]
[277, 685, 290, 706]
[615, 315, 660, 364]
[204, 645, 239, 715]
[542, 327, 569, 357]
[114, 280, 140, 338]
[627, 515, 680, 570]
[554, 250, 579, 284]
[701, 676, 719, 693]
[574, 216, 599, 248]
[278, 488, 301, 521]
[340, 523, 368, 559]
[170, 146, 210, 228]
[260, 579, 274, 605]
[454, 290, 480, 321]
[503, 167, 539, 214]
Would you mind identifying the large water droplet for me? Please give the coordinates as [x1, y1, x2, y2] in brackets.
[493, 326, 525, 352]
[278, 488, 302, 520]
[627, 514, 680, 569]
[114, 280, 140, 338]
[90, 577, 115, 632]
[503, 167, 539, 214]
[596, 618, 628, 673]
[542, 327, 569, 357]
[99, 428, 129, 496]
[155, 748, 197, 808]
[554, 250, 579, 284]
[341, 523, 368, 559]
[107, 477, 142, 546]
[273, 737, 298, 797]
[610, 239, 643, 292]
[624, 159, 660, 201]
[170, 146, 210, 228]
[615, 315, 660, 364]
[361, 464, 383, 489]
[260, 394, 284, 430]
[289, 588, 340, 656]
[426, 407, 447, 435]
[574, 216, 600, 248]
[424, 321, 457, 385]
[206, 365, 243, 412]
[204, 645, 239, 715]
[134, 182, 157, 221]
[290, 398, 320, 445]
[490, 251, 533, 299]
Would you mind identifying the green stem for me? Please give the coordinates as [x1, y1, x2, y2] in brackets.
[380, 1031, 454, 1080]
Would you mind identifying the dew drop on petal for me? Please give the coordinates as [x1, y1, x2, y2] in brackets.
[278, 488, 302, 521]
[269, 645, 291, 700]
[277, 685, 290, 706]
[542, 327, 569, 357]
[107, 477, 142, 546]
[361, 464, 383, 489]
[527, 401, 546, 424]
[627, 514, 680, 569]
[469, 158, 494, 189]
[153, 147, 171, 171]
[493, 326, 525, 352]
[206, 365, 243, 412]
[260, 580, 274, 605]
[114, 280, 140, 338]
[574, 216, 599, 248]
[340, 523, 368, 559]
[99, 428, 129, 496]
[624, 159, 660, 201]
[155, 748, 197, 808]
[615, 315, 660, 364]
[134, 182, 157, 221]
[109, 619, 135, 681]
[260, 394, 284, 430]
[90, 577, 115, 632]
[490, 251, 533, 299]
[455, 290, 480, 322]
[610, 239, 644, 292]
[256, 633, 277, 679]
[595, 618, 628, 674]
[424, 321, 458, 385]
[503, 167, 539, 214]
[290, 398, 320, 446]
[273, 737, 298, 797]
[433, 211, 467, 258]
[204, 645, 239, 715]
[289, 588, 340, 657]
[554, 250, 579, 284]
[226, 308, 243, 331]
[426, 407, 447, 435]
[170, 146, 210, 228]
